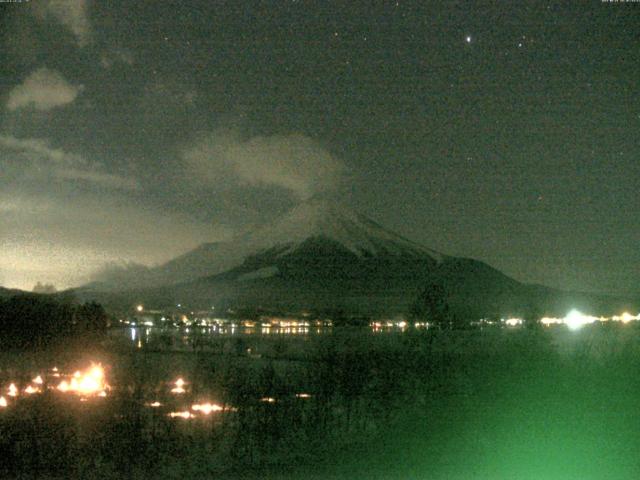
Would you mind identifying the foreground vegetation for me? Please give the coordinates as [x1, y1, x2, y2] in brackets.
[0, 294, 108, 350]
[1, 325, 639, 479]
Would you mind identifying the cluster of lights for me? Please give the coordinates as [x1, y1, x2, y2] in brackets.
[170, 378, 186, 394]
[124, 311, 333, 331]
[0, 364, 109, 409]
[166, 404, 231, 419]
[1, 370, 312, 421]
[504, 318, 523, 327]
[192, 403, 224, 414]
[371, 320, 420, 331]
[524, 310, 640, 330]
[57, 365, 109, 396]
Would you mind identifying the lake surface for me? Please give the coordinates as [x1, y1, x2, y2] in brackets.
[2, 325, 640, 479]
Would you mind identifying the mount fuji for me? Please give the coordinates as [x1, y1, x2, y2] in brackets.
[82, 198, 637, 318]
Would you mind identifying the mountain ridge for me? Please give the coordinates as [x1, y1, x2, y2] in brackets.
[80, 198, 639, 318]
[91, 198, 445, 291]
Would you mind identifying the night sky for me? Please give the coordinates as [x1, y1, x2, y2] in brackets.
[0, 1, 638, 294]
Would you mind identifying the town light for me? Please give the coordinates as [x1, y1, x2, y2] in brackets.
[564, 309, 595, 330]
[192, 403, 223, 414]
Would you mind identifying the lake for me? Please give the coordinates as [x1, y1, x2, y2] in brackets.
[1, 324, 640, 479]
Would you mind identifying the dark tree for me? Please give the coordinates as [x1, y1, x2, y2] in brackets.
[76, 301, 109, 333]
[0, 295, 108, 350]
[522, 302, 542, 330]
[410, 279, 459, 329]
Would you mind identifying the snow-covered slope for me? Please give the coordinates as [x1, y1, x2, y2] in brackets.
[91, 198, 445, 290]
[79, 198, 640, 317]
[241, 198, 444, 261]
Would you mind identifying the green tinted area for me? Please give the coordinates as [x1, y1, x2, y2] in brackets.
[1, 326, 639, 479]
[317, 329, 640, 480]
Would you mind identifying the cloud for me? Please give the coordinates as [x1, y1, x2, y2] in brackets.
[32, 0, 91, 47]
[0, 193, 230, 290]
[0, 134, 138, 191]
[53, 168, 139, 190]
[0, 134, 84, 165]
[100, 48, 134, 69]
[6, 68, 83, 111]
[183, 130, 344, 199]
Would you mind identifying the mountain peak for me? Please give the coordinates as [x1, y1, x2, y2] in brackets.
[86, 197, 444, 291]
[241, 197, 444, 261]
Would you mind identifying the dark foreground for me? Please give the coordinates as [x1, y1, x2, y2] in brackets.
[1, 325, 639, 479]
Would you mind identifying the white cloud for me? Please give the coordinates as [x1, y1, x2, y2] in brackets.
[0, 134, 138, 191]
[183, 130, 344, 199]
[33, 0, 91, 47]
[0, 134, 84, 165]
[0, 194, 230, 290]
[6, 68, 83, 111]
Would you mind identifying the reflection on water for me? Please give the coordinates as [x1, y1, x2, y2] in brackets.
[114, 324, 334, 350]
[116, 321, 420, 349]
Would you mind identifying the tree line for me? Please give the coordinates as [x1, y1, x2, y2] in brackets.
[0, 293, 108, 350]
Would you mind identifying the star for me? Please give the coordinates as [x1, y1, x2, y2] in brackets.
[465, 35, 472, 44]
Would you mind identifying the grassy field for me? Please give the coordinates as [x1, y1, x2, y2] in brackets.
[1, 325, 639, 479]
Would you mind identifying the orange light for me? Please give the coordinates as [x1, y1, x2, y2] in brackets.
[169, 411, 192, 419]
[8, 384, 18, 397]
[192, 403, 223, 414]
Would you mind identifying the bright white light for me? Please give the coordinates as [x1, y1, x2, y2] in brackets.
[564, 309, 596, 330]
[24, 385, 40, 394]
[541, 316, 563, 326]
[0, 396, 6, 407]
[89, 365, 104, 381]
[619, 312, 635, 324]
[78, 375, 100, 394]
[466, 35, 472, 43]
[32, 375, 43, 384]
[136, 305, 144, 312]
[192, 403, 223, 414]
[56, 364, 107, 396]
[505, 318, 523, 327]
[169, 411, 192, 419]
[171, 378, 186, 394]
[8, 384, 18, 397]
